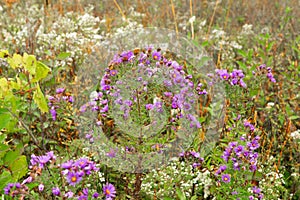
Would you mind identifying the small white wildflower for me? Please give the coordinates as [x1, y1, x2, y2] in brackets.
[291, 130, 300, 140]
[241, 24, 253, 35]
[266, 102, 275, 109]
[189, 16, 196, 24]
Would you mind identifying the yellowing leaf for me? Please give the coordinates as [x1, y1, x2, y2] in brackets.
[0, 50, 9, 58]
[23, 53, 36, 75]
[9, 155, 27, 181]
[0, 78, 9, 97]
[32, 61, 51, 82]
[7, 54, 22, 69]
[33, 84, 49, 113]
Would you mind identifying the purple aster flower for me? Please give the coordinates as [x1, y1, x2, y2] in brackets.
[164, 92, 173, 97]
[219, 165, 227, 172]
[110, 70, 118, 76]
[179, 151, 185, 157]
[216, 69, 230, 80]
[190, 151, 200, 158]
[152, 51, 161, 60]
[233, 162, 240, 170]
[22, 176, 33, 184]
[259, 64, 266, 70]
[4, 183, 14, 195]
[247, 140, 260, 150]
[229, 141, 238, 148]
[50, 108, 57, 121]
[66, 171, 82, 186]
[252, 186, 262, 194]
[100, 104, 109, 113]
[124, 100, 133, 107]
[221, 174, 231, 183]
[93, 192, 99, 198]
[249, 164, 257, 172]
[145, 104, 154, 110]
[56, 88, 65, 94]
[231, 191, 238, 195]
[239, 79, 247, 88]
[68, 96, 74, 103]
[234, 145, 244, 155]
[61, 160, 73, 169]
[183, 102, 191, 111]
[80, 104, 87, 113]
[75, 158, 88, 169]
[52, 187, 60, 196]
[192, 163, 201, 168]
[103, 183, 116, 199]
[38, 184, 44, 191]
[106, 148, 117, 158]
[249, 195, 254, 200]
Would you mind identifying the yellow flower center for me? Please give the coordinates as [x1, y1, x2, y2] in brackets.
[223, 75, 228, 79]
[154, 55, 158, 60]
[71, 176, 77, 182]
[106, 189, 111, 195]
[224, 177, 228, 181]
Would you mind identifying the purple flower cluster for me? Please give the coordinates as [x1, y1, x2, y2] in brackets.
[4, 152, 56, 198]
[255, 64, 276, 82]
[179, 150, 204, 168]
[243, 120, 255, 132]
[3, 183, 27, 197]
[84, 47, 204, 136]
[48, 88, 74, 121]
[215, 136, 263, 199]
[220, 136, 260, 172]
[30, 151, 56, 169]
[61, 157, 99, 187]
[215, 69, 247, 88]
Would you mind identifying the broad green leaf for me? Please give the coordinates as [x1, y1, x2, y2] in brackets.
[0, 143, 9, 159]
[57, 52, 71, 60]
[33, 84, 49, 113]
[9, 155, 27, 180]
[3, 149, 20, 166]
[32, 61, 51, 82]
[23, 53, 36, 75]
[0, 170, 12, 192]
[0, 113, 11, 130]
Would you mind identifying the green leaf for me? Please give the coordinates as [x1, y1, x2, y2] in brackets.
[289, 115, 300, 120]
[0, 144, 9, 159]
[0, 112, 11, 130]
[3, 149, 20, 166]
[0, 170, 12, 192]
[57, 52, 71, 60]
[23, 53, 37, 75]
[9, 155, 27, 180]
[32, 61, 51, 82]
[191, 196, 198, 200]
[33, 84, 49, 113]
[176, 189, 186, 200]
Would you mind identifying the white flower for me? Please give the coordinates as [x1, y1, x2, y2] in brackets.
[291, 130, 300, 140]
[189, 16, 196, 24]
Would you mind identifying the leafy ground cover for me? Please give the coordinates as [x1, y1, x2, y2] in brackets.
[0, 0, 299, 199]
